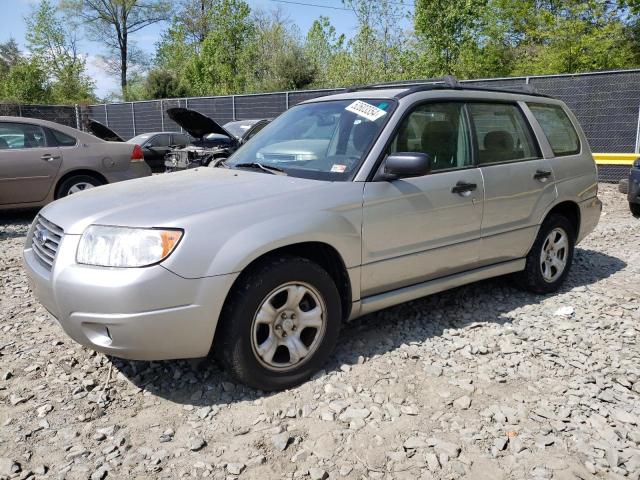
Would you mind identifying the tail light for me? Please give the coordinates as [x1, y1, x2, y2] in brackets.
[131, 144, 144, 162]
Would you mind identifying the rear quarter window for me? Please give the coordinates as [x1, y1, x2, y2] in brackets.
[528, 103, 580, 156]
[50, 128, 77, 147]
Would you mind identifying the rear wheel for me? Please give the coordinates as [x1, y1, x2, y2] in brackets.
[630, 202, 640, 217]
[55, 174, 103, 199]
[215, 256, 341, 391]
[515, 214, 575, 294]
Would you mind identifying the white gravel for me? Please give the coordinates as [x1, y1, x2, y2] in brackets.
[1, 184, 639, 480]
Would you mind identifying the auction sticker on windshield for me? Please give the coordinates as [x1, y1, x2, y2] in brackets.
[346, 100, 388, 122]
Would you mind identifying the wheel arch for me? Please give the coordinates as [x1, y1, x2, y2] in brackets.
[545, 200, 580, 237]
[221, 241, 353, 324]
[54, 169, 107, 199]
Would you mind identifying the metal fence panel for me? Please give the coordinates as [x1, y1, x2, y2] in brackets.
[288, 89, 344, 106]
[133, 101, 163, 134]
[105, 103, 135, 139]
[9, 70, 640, 164]
[87, 105, 107, 125]
[161, 99, 184, 133]
[234, 93, 287, 120]
[530, 73, 640, 152]
[0, 104, 20, 116]
[186, 96, 234, 124]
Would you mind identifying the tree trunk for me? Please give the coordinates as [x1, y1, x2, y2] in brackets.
[120, 37, 128, 97]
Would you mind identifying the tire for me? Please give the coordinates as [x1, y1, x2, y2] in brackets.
[514, 214, 575, 294]
[55, 174, 104, 199]
[618, 178, 629, 195]
[630, 202, 640, 217]
[215, 256, 342, 391]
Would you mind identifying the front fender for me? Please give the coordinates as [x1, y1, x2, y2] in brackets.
[207, 210, 361, 277]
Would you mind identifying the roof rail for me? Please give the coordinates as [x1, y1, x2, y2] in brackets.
[343, 75, 552, 99]
[345, 75, 461, 92]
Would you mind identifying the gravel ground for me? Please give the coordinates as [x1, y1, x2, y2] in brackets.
[1, 184, 639, 480]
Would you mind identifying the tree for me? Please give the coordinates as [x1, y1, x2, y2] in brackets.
[242, 9, 316, 92]
[305, 16, 345, 87]
[0, 59, 51, 103]
[60, 0, 171, 97]
[183, 0, 254, 95]
[0, 39, 21, 76]
[144, 69, 189, 98]
[414, 0, 487, 77]
[25, 0, 95, 103]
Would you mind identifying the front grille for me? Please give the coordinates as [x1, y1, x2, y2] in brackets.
[31, 215, 63, 269]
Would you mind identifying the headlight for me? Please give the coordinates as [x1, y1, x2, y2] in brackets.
[77, 225, 183, 267]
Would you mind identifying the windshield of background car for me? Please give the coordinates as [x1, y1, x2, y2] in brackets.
[225, 99, 396, 180]
[127, 134, 151, 144]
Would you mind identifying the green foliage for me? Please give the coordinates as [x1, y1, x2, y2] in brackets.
[0, 58, 52, 103]
[25, 0, 95, 103]
[144, 69, 190, 99]
[0, 39, 22, 76]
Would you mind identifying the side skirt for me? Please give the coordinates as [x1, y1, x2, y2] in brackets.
[349, 258, 525, 320]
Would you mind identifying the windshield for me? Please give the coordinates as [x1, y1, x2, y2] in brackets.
[225, 99, 396, 180]
[224, 120, 259, 139]
[127, 134, 151, 144]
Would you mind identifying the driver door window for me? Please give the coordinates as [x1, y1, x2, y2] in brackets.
[389, 103, 472, 172]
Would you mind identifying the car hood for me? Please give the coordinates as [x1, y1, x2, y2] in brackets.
[166, 107, 230, 139]
[40, 168, 329, 234]
[86, 119, 124, 142]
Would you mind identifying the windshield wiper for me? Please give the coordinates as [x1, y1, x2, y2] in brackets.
[233, 162, 287, 175]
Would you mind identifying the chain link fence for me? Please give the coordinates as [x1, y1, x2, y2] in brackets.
[4, 70, 639, 182]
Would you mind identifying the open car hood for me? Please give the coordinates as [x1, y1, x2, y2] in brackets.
[86, 119, 124, 142]
[166, 107, 230, 139]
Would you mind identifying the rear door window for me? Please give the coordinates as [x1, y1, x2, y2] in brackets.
[528, 103, 580, 156]
[0, 122, 47, 149]
[469, 103, 539, 164]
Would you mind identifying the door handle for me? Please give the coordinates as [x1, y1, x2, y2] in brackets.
[451, 181, 477, 196]
[534, 169, 552, 181]
[41, 154, 61, 162]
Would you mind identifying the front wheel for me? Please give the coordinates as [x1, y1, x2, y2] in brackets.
[215, 256, 341, 391]
[514, 214, 575, 294]
[630, 202, 640, 217]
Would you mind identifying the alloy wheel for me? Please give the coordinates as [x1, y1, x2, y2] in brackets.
[540, 227, 568, 283]
[250, 282, 327, 371]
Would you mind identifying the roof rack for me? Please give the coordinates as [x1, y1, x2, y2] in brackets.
[345, 75, 461, 92]
[344, 75, 551, 99]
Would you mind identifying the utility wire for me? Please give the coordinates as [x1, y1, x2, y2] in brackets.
[268, 0, 414, 11]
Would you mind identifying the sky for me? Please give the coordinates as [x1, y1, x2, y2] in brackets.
[0, 0, 413, 99]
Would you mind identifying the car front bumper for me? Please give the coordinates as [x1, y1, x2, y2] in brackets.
[23, 232, 237, 360]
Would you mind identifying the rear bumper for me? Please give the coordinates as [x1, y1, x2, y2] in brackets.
[105, 161, 151, 183]
[23, 233, 238, 360]
[628, 169, 640, 204]
[576, 196, 602, 244]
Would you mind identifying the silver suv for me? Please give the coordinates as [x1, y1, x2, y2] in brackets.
[23, 80, 601, 390]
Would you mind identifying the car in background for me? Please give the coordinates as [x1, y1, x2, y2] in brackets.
[164, 108, 269, 171]
[86, 119, 191, 172]
[0, 116, 151, 209]
[619, 158, 640, 216]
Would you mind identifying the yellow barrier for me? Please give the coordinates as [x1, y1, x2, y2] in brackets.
[592, 153, 639, 165]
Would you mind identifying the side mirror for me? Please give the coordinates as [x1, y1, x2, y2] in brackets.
[384, 152, 431, 179]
